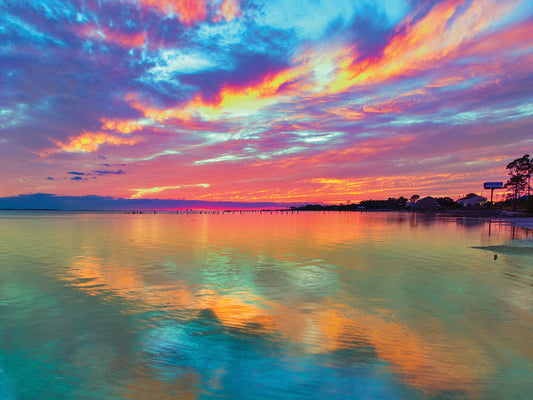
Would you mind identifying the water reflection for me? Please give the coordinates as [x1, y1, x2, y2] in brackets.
[1, 211, 532, 399]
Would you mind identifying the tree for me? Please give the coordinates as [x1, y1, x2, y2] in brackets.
[523, 154, 533, 196]
[397, 196, 408, 209]
[409, 194, 420, 203]
[505, 154, 531, 211]
[437, 197, 455, 209]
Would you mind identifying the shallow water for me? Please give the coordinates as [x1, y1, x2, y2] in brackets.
[0, 211, 532, 399]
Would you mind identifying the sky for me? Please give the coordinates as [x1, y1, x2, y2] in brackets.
[1, 0, 532, 207]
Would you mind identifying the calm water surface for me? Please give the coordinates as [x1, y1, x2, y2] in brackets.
[0, 211, 532, 399]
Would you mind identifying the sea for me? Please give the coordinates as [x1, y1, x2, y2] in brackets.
[0, 210, 532, 400]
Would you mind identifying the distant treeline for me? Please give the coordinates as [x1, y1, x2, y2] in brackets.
[291, 196, 457, 211]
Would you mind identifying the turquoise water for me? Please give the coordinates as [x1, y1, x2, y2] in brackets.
[0, 211, 532, 399]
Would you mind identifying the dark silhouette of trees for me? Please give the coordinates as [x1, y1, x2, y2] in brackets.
[291, 195, 460, 212]
[436, 197, 455, 208]
[505, 154, 531, 211]
[358, 197, 408, 210]
[397, 196, 408, 208]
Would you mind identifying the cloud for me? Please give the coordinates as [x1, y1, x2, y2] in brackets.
[252, 0, 400, 41]
[216, 0, 241, 22]
[134, 0, 208, 25]
[100, 118, 145, 134]
[41, 132, 140, 156]
[131, 0, 243, 26]
[148, 48, 232, 76]
[75, 23, 147, 48]
[130, 184, 210, 199]
[1, 0, 531, 203]
[94, 169, 126, 175]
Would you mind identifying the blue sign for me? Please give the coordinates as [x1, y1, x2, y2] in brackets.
[484, 182, 503, 189]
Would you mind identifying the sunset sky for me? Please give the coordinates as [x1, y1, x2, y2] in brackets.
[1, 0, 532, 206]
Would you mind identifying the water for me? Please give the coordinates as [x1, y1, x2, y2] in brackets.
[0, 211, 532, 399]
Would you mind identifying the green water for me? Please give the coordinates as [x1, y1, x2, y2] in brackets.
[0, 211, 532, 399]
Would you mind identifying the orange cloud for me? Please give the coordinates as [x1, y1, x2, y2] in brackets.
[327, 0, 522, 92]
[100, 118, 144, 134]
[124, 92, 198, 122]
[214, 0, 241, 22]
[258, 135, 416, 171]
[327, 88, 424, 119]
[130, 184, 210, 199]
[135, 0, 208, 25]
[78, 24, 146, 48]
[41, 131, 139, 156]
[425, 76, 466, 88]
[216, 68, 300, 110]
[301, 0, 521, 98]
[327, 107, 364, 120]
[363, 102, 406, 114]
[461, 18, 533, 58]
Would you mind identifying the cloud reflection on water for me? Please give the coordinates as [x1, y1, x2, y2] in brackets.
[50, 212, 530, 397]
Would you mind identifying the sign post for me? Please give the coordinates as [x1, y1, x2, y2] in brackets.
[484, 182, 504, 204]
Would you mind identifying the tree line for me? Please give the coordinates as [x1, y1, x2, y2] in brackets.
[504, 154, 531, 211]
[291, 196, 456, 211]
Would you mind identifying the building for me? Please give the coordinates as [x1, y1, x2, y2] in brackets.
[416, 196, 439, 210]
[457, 193, 487, 207]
